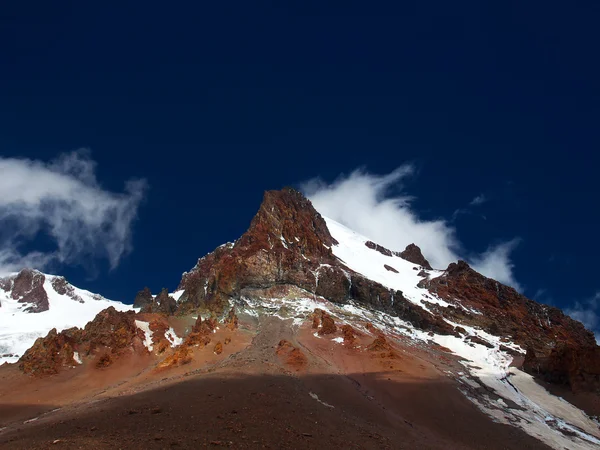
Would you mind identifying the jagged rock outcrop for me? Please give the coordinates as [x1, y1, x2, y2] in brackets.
[419, 259, 599, 390]
[175, 188, 456, 336]
[134, 287, 177, 315]
[19, 307, 146, 376]
[176, 188, 339, 313]
[365, 240, 393, 257]
[524, 345, 600, 393]
[223, 307, 239, 330]
[157, 316, 217, 368]
[133, 287, 153, 309]
[51, 276, 84, 303]
[399, 244, 433, 270]
[420, 260, 595, 354]
[9, 269, 49, 313]
[276, 339, 307, 371]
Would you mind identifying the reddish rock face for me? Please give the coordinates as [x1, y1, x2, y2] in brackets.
[419, 259, 600, 391]
[524, 345, 600, 393]
[19, 307, 146, 376]
[341, 324, 359, 346]
[10, 269, 49, 313]
[177, 188, 339, 313]
[175, 188, 457, 337]
[276, 340, 308, 371]
[398, 244, 432, 270]
[223, 308, 239, 330]
[420, 260, 595, 355]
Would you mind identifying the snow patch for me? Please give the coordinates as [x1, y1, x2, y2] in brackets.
[309, 392, 334, 408]
[134, 320, 154, 351]
[0, 275, 133, 364]
[171, 290, 185, 302]
[165, 328, 182, 347]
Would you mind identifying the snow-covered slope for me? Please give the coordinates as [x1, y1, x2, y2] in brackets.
[0, 271, 132, 365]
[320, 217, 600, 450]
[239, 216, 600, 450]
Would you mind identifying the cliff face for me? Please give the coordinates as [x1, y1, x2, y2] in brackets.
[19, 307, 146, 376]
[175, 188, 455, 335]
[419, 260, 597, 378]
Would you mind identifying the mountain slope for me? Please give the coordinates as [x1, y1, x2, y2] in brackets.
[1, 188, 599, 449]
[0, 269, 132, 364]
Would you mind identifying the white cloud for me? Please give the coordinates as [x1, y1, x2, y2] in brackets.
[469, 193, 488, 206]
[302, 166, 522, 290]
[0, 150, 147, 275]
[566, 292, 600, 343]
[470, 239, 522, 291]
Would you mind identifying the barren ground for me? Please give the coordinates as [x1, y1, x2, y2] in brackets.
[0, 316, 552, 449]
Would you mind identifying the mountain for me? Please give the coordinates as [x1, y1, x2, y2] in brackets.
[0, 188, 599, 449]
[0, 268, 133, 364]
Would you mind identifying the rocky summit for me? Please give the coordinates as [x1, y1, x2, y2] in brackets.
[1, 188, 599, 450]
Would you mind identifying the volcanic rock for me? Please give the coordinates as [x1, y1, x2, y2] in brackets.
[18, 307, 146, 376]
[420, 260, 596, 354]
[523, 345, 600, 393]
[365, 241, 393, 257]
[398, 244, 432, 270]
[11, 268, 49, 313]
[276, 340, 308, 371]
[51, 276, 84, 303]
[133, 287, 153, 310]
[223, 307, 239, 330]
[134, 288, 177, 315]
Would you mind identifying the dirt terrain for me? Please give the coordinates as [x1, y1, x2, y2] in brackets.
[0, 315, 551, 449]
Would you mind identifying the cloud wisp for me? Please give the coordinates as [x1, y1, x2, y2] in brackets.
[0, 150, 147, 275]
[565, 292, 600, 343]
[469, 194, 488, 206]
[302, 166, 522, 290]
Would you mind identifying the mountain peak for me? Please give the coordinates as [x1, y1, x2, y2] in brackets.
[240, 188, 339, 252]
[398, 243, 432, 269]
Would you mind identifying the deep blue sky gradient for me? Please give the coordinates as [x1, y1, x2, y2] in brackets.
[1, 2, 598, 313]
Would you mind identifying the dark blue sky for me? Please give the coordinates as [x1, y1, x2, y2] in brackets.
[1, 2, 598, 320]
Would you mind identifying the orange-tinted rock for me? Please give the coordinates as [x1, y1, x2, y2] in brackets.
[158, 346, 192, 368]
[341, 325, 360, 346]
[276, 340, 308, 371]
[224, 337, 231, 345]
[312, 309, 337, 335]
[214, 342, 223, 355]
[149, 319, 171, 354]
[18, 307, 145, 376]
[18, 327, 81, 375]
[367, 335, 392, 352]
[318, 315, 337, 335]
[367, 335, 397, 359]
[223, 308, 239, 330]
[95, 352, 113, 369]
